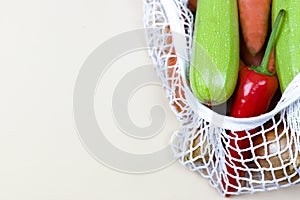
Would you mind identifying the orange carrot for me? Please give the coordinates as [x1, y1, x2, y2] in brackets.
[166, 26, 186, 113]
[240, 36, 276, 73]
[238, 0, 271, 56]
[240, 35, 264, 66]
[167, 57, 186, 113]
[267, 49, 276, 74]
[188, 0, 198, 13]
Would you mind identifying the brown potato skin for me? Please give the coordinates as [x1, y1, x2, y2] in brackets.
[253, 123, 300, 182]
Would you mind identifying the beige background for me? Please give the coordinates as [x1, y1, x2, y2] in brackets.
[1, 0, 300, 199]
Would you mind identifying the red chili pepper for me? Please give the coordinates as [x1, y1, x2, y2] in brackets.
[222, 10, 285, 197]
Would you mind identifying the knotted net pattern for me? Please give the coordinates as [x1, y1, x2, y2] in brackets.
[143, 0, 300, 196]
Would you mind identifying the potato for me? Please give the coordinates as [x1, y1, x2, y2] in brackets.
[253, 122, 300, 183]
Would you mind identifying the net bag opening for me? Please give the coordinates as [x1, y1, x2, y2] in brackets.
[143, 0, 300, 196]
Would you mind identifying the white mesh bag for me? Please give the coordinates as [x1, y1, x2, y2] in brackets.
[143, 0, 300, 197]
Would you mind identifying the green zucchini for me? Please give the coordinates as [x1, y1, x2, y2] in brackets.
[190, 0, 239, 106]
[272, 1, 300, 91]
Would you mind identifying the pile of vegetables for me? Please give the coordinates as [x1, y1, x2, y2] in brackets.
[183, 0, 300, 196]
